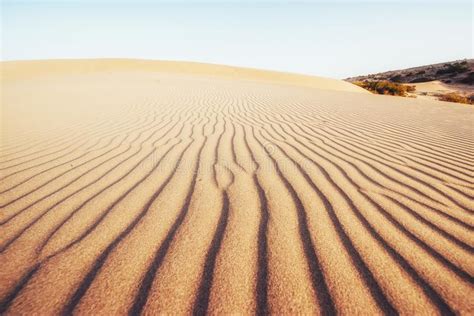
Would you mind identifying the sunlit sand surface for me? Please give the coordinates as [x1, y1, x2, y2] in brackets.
[1, 59, 473, 315]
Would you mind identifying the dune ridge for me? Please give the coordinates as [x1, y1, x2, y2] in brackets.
[1, 59, 368, 93]
[0, 60, 473, 315]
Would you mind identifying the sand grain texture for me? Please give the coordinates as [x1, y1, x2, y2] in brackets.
[0, 60, 473, 315]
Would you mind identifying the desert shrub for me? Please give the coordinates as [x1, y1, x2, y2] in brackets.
[436, 62, 469, 75]
[405, 85, 416, 92]
[390, 74, 403, 82]
[450, 62, 467, 72]
[410, 77, 434, 83]
[437, 92, 473, 104]
[353, 81, 415, 96]
[449, 62, 467, 71]
[436, 68, 455, 75]
[458, 72, 474, 85]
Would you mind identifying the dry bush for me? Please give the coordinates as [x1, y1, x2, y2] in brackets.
[353, 81, 415, 97]
[405, 85, 416, 93]
[437, 92, 473, 105]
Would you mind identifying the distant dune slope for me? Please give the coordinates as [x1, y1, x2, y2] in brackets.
[2, 59, 368, 93]
[0, 60, 473, 315]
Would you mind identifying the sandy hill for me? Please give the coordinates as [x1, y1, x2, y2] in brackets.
[2, 59, 367, 93]
[0, 59, 473, 315]
[346, 59, 474, 86]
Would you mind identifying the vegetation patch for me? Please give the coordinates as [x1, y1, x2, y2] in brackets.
[346, 59, 473, 86]
[436, 92, 473, 105]
[353, 80, 415, 97]
[436, 62, 469, 75]
[409, 77, 434, 83]
[459, 72, 474, 85]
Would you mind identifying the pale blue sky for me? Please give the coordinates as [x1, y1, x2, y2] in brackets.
[1, 0, 472, 78]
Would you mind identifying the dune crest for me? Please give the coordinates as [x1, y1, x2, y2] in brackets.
[0, 60, 473, 315]
[1, 59, 368, 93]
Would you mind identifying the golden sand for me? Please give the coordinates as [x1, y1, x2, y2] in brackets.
[0, 60, 473, 315]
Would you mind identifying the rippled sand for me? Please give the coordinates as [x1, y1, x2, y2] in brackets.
[1, 60, 473, 315]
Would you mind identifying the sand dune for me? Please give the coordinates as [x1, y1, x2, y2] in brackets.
[0, 59, 473, 315]
[1, 59, 367, 93]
